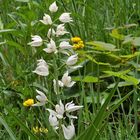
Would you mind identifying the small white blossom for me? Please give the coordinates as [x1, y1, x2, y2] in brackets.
[65, 101, 83, 113]
[43, 39, 57, 53]
[55, 24, 69, 37]
[66, 54, 78, 66]
[32, 90, 47, 106]
[33, 59, 49, 76]
[49, 1, 58, 13]
[61, 71, 75, 87]
[59, 13, 73, 23]
[28, 35, 43, 47]
[55, 100, 65, 119]
[47, 28, 55, 39]
[40, 14, 52, 25]
[62, 121, 75, 140]
[47, 109, 59, 129]
[59, 41, 72, 50]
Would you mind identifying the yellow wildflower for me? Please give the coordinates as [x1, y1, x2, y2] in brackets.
[73, 41, 84, 50]
[33, 126, 48, 134]
[23, 99, 34, 107]
[11, 80, 20, 87]
[71, 36, 84, 50]
[71, 36, 82, 43]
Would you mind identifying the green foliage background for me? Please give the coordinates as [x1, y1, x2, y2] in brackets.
[1, 0, 140, 139]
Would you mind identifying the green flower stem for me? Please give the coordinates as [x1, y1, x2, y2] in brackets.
[53, 54, 60, 101]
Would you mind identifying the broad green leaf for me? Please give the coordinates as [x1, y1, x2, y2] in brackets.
[132, 37, 140, 46]
[0, 116, 17, 140]
[120, 52, 140, 62]
[107, 81, 139, 88]
[122, 35, 133, 44]
[120, 52, 140, 59]
[103, 70, 139, 85]
[73, 76, 98, 83]
[110, 29, 124, 40]
[86, 54, 110, 65]
[86, 41, 118, 51]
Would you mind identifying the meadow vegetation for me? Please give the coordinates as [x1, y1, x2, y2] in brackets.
[1, 0, 140, 140]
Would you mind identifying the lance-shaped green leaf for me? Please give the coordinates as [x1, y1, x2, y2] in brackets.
[103, 70, 139, 85]
[86, 54, 110, 65]
[86, 41, 118, 51]
[110, 29, 124, 40]
[73, 76, 99, 83]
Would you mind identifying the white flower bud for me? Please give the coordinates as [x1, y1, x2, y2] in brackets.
[49, 1, 58, 13]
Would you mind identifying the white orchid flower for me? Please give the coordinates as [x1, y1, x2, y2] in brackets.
[47, 28, 55, 39]
[33, 59, 49, 76]
[49, 1, 58, 13]
[32, 90, 47, 106]
[61, 71, 76, 87]
[62, 121, 75, 140]
[55, 24, 69, 37]
[43, 39, 57, 53]
[65, 101, 83, 113]
[66, 54, 78, 66]
[59, 13, 73, 23]
[59, 41, 72, 50]
[55, 100, 65, 119]
[28, 35, 43, 47]
[40, 14, 52, 25]
[47, 109, 59, 129]
[53, 79, 64, 94]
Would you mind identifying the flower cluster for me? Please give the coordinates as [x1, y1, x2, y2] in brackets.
[71, 36, 84, 50]
[47, 100, 83, 139]
[25, 1, 83, 140]
[33, 126, 48, 134]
